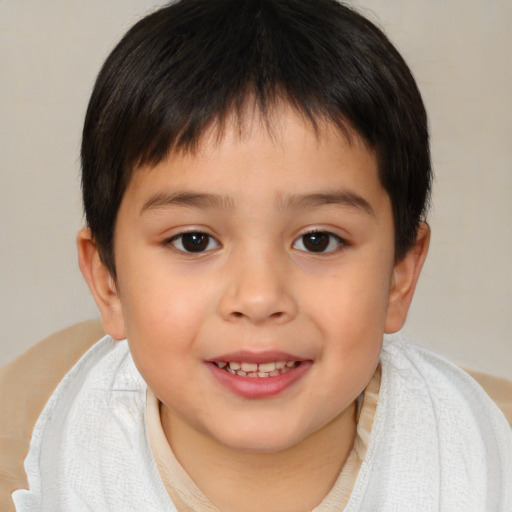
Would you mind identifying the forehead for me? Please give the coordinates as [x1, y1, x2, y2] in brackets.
[124, 103, 385, 214]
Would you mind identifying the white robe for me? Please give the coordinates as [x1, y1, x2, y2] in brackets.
[12, 335, 512, 511]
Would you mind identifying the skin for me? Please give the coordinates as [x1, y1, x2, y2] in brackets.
[78, 105, 429, 512]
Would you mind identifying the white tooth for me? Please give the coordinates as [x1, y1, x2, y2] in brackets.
[286, 361, 296, 367]
[247, 372, 258, 377]
[237, 370, 247, 376]
[269, 370, 280, 377]
[257, 372, 270, 378]
[227, 367, 236, 374]
[229, 362, 241, 370]
[217, 362, 227, 368]
[241, 362, 258, 372]
[276, 361, 286, 369]
[258, 362, 276, 372]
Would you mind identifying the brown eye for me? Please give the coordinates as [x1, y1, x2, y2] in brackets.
[170, 232, 220, 253]
[303, 233, 329, 251]
[293, 231, 344, 253]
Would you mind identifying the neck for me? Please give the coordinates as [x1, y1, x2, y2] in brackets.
[160, 402, 357, 512]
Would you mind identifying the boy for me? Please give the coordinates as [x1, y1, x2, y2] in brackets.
[10, 0, 512, 510]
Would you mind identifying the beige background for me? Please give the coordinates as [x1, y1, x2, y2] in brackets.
[1, 1, 510, 378]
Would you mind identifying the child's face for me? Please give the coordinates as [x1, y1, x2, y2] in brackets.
[96, 106, 412, 453]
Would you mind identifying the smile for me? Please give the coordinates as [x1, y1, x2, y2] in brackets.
[208, 357, 311, 399]
[214, 361, 299, 377]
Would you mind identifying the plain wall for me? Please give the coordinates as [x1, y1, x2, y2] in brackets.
[1, 0, 510, 379]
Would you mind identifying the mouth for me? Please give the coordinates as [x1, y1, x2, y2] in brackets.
[207, 355, 311, 399]
[212, 360, 300, 378]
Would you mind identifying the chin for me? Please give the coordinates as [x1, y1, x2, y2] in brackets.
[211, 420, 309, 454]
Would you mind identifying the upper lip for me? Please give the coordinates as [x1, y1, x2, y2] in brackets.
[208, 350, 306, 364]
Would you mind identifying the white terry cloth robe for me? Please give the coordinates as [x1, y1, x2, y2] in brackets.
[12, 334, 512, 511]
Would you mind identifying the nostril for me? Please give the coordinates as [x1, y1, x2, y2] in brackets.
[232, 311, 244, 318]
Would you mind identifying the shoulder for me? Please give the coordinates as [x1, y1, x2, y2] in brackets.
[0, 320, 105, 511]
[379, 335, 511, 436]
[10, 329, 165, 510]
[464, 366, 512, 425]
[345, 335, 511, 511]
[364, 335, 512, 509]
[381, 335, 510, 422]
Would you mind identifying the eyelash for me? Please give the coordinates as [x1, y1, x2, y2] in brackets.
[166, 230, 346, 254]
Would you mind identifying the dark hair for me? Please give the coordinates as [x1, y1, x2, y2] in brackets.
[81, 0, 431, 275]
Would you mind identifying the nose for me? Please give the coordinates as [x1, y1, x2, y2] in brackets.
[217, 248, 298, 325]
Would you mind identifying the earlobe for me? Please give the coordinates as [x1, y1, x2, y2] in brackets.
[385, 222, 430, 334]
[77, 228, 126, 340]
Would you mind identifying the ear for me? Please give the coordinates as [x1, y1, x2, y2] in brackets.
[77, 227, 126, 340]
[385, 222, 430, 333]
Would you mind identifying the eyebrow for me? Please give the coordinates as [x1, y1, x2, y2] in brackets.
[141, 192, 235, 214]
[278, 191, 375, 217]
[140, 189, 375, 217]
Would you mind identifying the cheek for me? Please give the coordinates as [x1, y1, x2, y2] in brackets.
[314, 264, 391, 337]
[117, 262, 219, 377]
[120, 251, 214, 328]
[305, 259, 391, 394]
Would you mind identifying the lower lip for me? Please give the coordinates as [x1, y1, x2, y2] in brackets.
[207, 361, 312, 399]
